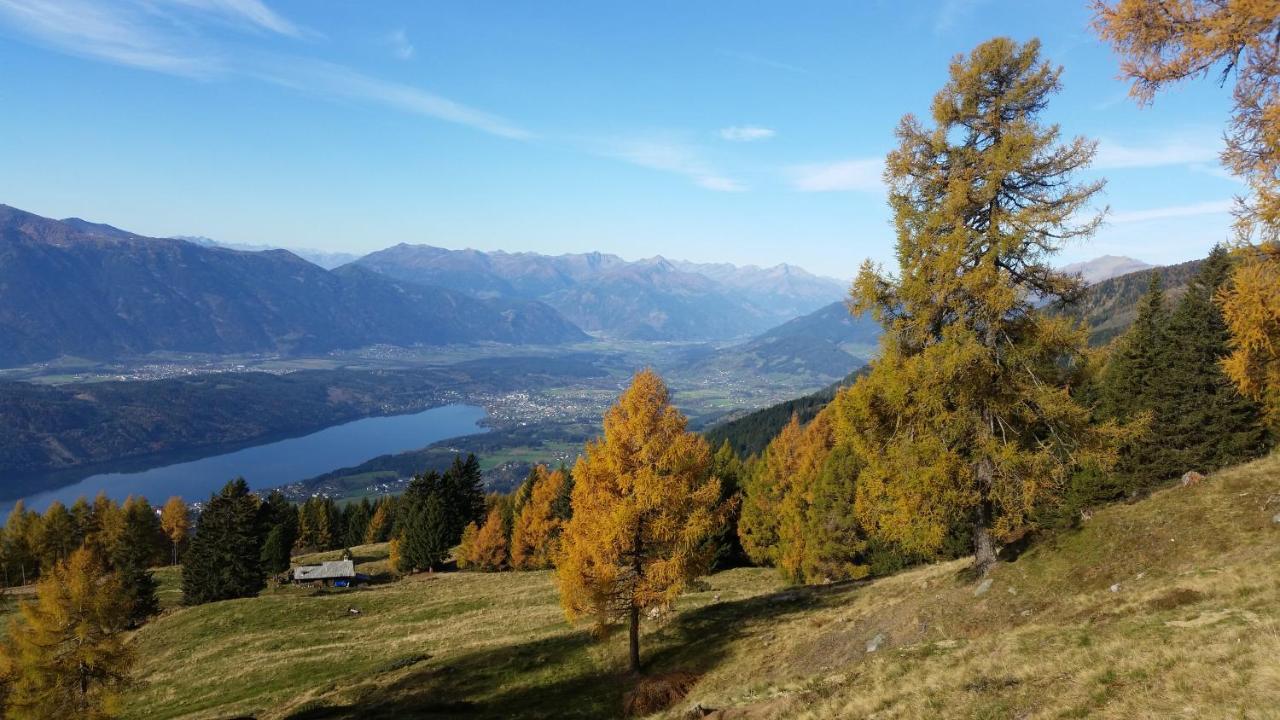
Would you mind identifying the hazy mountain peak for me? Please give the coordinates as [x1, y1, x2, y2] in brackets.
[1060, 255, 1157, 285]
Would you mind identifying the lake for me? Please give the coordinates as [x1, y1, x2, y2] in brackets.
[1, 404, 488, 516]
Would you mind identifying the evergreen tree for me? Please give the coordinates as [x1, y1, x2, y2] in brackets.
[804, 443, 869, 583]
[707, 441, 746, 570]
[257, 491, 297, 575]
[343, 498, 373, 548]
[550, 464, 574, 522]
[69, 497, 93, 550]
[556, 370, 724, 673]
[112, 499, 162, 627]
[395, 491, 450, 573]
[441, 455, 485, 543]
[1099, 272, 1178, 491]
[3, 502, 38, 586]
[842, 38, 1122, 575]
[1162, 246, 1273, 469]
[181, 479, 265, 605]
[36, 502, 76, 572]
[3, 546, 133, 719]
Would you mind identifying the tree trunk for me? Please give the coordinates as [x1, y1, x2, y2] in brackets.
[972, 495, 997, 576]
[628, 603, 641, 674]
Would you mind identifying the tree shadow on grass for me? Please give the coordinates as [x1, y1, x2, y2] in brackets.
[281, 580, 863, 720]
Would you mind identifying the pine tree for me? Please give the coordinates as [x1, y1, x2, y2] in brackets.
[159, 497, 189, 566]
[556, 370, 723, 673]
[1163, 246, 1273, 469]
[112, 499, 162, 627]
[3, 546, 133, 719]
[257, 491, 298, 576]
[707, 441, 746, 570]
[510, 466, 568, 570]
[36, 502, 76, 572]
[69, 497, 93, 550]
[343, 498, 373, 548]
[395, 491, 450, 573]
[441, 454, 486, 543]
[842, 38, 1121, 576]
[3, 502, 39, 586]
[181, 479, 265, 605]
[803, 442, 869, 583]
[1099, 273, 1177, 491]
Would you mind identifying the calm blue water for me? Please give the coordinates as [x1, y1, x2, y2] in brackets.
[1, 404, 487, 516]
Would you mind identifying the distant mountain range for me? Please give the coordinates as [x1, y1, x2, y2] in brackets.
[174, 236, 359, 270]
[352, 244, 847, 341]
[0, 205, 585, 366]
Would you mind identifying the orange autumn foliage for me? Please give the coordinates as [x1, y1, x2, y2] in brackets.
[510, 465, 568, 570]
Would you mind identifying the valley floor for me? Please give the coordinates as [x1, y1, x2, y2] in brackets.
[124, 454, 1280, 719]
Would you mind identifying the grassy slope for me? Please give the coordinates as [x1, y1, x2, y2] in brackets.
[125, 454, 1280, 719]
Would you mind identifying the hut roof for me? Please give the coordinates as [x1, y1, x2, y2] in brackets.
[293, 559, 356, 581]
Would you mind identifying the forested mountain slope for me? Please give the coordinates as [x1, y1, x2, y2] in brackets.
[0, 205, 585, 365]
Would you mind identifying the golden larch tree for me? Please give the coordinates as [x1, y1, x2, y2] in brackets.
[3, 546, 133, 719]
[736, 414, 804, 567]
[458, 506, 509, 571]
[845, 38, 1122, 576]
[556, 369, 722, 673]
[159, 496, 188, 566]
[510, 465, 569, 570]
[1093, 0, 1280, 428]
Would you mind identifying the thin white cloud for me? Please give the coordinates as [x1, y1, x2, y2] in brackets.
[719, 125, 775, 142]
[0, 0, 529, 139]
[1110, 199, 1234, 224]
[718, 49, 805, 74]
[0, 0, 223, 77]
[1094, 134, 1222, 169]
[252, 56, 531, 140]
[386, 28, 414, 60]
[788, 158, 884, 192]
[162, 0, 305, 38]
[594, 136, 745, 191]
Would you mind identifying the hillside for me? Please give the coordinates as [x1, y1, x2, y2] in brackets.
[120, 453, 1280, 718]
[1069, 258, 1204, 345]
[0, 205, 585, 365]
[703, 374, 857, 457]
[353, 245, 846, 341]
[689, 302, 879, 385]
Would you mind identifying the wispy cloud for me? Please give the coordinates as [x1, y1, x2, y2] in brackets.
[718, 125, 775, 142]
[163, 0, 306, 38]
[0, 0, 223, 77]
[1110, 199, 1234, 224]
[252, 56, 531, 140]
[0, 0, 529, 139]
[593, 136, 745, 191]
[386, 28, 414, 60]
[787, 158, 883, 192]
[719, 49, 806, 74]
[1094, 133, 1222, 169]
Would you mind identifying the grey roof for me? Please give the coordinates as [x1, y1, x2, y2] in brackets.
[293, 559, 356, 581]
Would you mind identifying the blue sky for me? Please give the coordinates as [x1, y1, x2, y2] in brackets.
[0, 0, 1246, 280]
